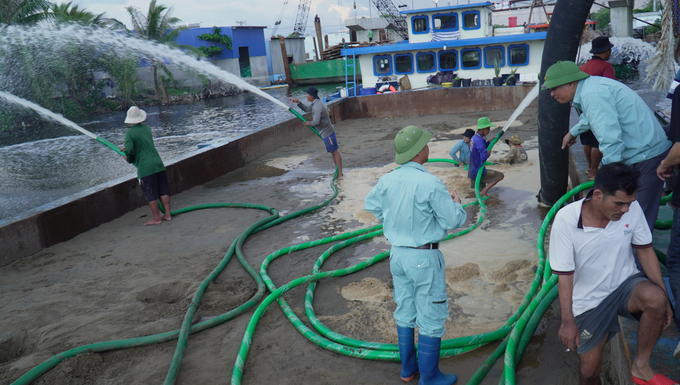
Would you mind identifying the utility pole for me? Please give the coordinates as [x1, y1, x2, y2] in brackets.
[278, 36, 294, 87]
[314, 15, 324, 60]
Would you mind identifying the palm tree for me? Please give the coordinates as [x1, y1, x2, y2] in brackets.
[49, 2, 125, 29]
[0, 0, 52, 26]
[126, 0, 193, 105]
[44, 2, 127, 114]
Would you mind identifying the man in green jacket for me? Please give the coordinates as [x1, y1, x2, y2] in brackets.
[120, 106, 171, 225]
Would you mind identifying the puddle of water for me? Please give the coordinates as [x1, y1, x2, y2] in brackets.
[203, 164, 289, 189]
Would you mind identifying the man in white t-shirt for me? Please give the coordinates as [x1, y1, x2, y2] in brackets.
[550, 162, 675, 385]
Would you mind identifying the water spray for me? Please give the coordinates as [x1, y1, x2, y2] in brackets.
[0, 91, 125, 157]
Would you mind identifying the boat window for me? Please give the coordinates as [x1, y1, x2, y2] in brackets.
[461, 48, 481, 69]
[439, 50, 458, 70]
[433, 13, 458, 31]
[373, 55, 393, 75]
[483, 46, 504, 68]
[416, 52, 436, 72]
[508, 44, 529, 66]
[395, 54, 414, 74]
[412, 16, 429, 34]
[462, 11, 480, 30]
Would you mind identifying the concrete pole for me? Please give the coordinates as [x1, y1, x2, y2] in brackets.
[609, 0, 634, 37]
[278, 36, 294, 87]
[315, 17, 324, 60]
[324, 34, 329, 50]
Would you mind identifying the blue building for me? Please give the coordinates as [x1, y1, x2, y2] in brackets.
[176, 26, 269, 86]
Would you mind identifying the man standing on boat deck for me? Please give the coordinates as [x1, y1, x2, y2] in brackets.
[120, 106, 172, 226]
[545, 60, 671, 232]
[290, 87, 344, 177]
[577, 36, 617, 180]
[550, 162, 675, 385]
[469, 117, 504, 197]
[365, 126, 466, 385]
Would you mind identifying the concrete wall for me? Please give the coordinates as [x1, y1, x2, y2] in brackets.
[0, 85, 536, 266]
[270, 38, 306, 74]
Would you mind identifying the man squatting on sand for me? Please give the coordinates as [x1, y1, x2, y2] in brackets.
[365, 126, 467, 385]
[544, 60, 671, 233]
[290, 87, 344, 177]
[120, 106, 171, 226]
[550, 163, 676, 385]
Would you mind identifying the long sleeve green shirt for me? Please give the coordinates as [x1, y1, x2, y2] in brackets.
[123, 123, 165, 179]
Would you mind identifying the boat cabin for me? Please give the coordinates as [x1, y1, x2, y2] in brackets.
[341, 1, 545, 92]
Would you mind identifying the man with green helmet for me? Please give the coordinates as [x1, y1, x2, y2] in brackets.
[543, 60, 671, 233]
[365, 126, 467, 385]
[469, 117, 505, 197]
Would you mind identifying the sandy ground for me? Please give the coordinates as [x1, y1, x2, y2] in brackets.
[0, 107, 582, 385]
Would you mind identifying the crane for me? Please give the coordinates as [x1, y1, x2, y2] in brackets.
[292, 0, 313, 36]
[271, 0, 290, 37]
[370, 0, 408, 40]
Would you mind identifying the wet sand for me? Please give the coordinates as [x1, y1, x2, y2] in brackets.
[0, 107, 581, 384]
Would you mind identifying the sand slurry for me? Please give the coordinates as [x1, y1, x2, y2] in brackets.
[0, 107, 579, 384]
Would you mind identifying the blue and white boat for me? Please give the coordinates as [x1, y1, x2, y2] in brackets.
[340, 1, 546, 92]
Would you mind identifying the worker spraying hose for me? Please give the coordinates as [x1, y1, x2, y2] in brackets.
[119, 106, 172, 226]
[0, 90, 125, 157]
[289, 87, 344, 177]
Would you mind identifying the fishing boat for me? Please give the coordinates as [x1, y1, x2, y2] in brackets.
[340, 1, 546, 94]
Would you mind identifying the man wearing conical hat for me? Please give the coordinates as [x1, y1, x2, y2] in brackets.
[365, 126, 466, 385]
[120, 106, 171, 225]
[544, 60, 671, 233]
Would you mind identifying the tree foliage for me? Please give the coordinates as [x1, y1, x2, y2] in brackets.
[49, 1, 125, 29]
[126, 0, 196, 105]
[0, 0, 52, 25]
[197, 26, 232, 57]
[589, 7, 610, 31]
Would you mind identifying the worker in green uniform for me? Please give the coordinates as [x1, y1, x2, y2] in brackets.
[120, 106, 171, 226]
[365, 126, 467, 385]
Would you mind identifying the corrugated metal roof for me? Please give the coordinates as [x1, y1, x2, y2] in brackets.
[344, 17, 392, 30]
[400, 2, 493, 15]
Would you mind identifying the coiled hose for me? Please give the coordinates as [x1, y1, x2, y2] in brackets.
[11, 131, 671, 385]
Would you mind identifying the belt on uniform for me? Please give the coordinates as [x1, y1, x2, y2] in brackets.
[409, 243, 439, 250]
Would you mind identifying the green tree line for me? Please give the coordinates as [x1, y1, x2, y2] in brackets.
[0, 0, 208, 121]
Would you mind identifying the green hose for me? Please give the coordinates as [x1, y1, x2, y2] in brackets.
[15, 122, 667, 385]
[97, 136, 126, 157]
[289, 107, 322, 139]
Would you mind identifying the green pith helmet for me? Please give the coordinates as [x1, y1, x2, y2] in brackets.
[476, 117, 497, 130]
[542, 61, 590, 89]
[394, 126, 432, 164]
